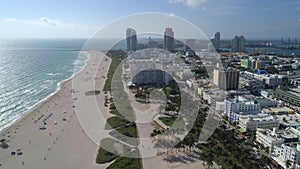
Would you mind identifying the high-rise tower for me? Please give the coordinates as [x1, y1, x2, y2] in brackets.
[213, 67, 239, 90]
[232, 35, 246, 52]
[164, 28, 174, 52]
[126, 28, 137, 51]
[213, 32, 221, 50]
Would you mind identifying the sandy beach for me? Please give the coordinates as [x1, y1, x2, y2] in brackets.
[0, 51, 111, 169]
[0, 50, 214, 169]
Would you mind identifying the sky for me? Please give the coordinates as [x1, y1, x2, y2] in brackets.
[0, 0, 300, 40]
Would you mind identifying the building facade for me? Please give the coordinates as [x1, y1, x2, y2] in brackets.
[241, 71, 283, 89]
[274, 87, 300, 107]
[128, 60, 172, 86]
[280, 143, 300, 165]
[126, 28, 137, 51]
[164, 27, 174, 52]
[213, 68, 239, 90]
[256, 128, 285, 152]
[232, 35, 246, 52]
[239, 115, 279, 131]
[211, 32, 220, 50]
[225, 98, 261, 122]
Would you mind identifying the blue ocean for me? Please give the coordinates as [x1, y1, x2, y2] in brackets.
[0, 39, 89, 131]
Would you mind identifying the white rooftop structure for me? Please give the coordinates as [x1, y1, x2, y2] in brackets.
[239, 115, 279, 131]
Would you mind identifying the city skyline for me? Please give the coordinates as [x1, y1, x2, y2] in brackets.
[0, 0, 300, 39]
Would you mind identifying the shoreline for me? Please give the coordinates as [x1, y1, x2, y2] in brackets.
[0, 51, 91, 135]
[0, 50, 109, 169]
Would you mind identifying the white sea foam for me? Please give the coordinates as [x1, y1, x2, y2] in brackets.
[0, 44, 89, 132]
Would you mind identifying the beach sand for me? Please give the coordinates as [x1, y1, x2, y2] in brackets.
[0, 51, 111, 169]
[0, 50, 215, 169]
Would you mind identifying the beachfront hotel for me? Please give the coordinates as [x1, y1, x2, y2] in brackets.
[164, 27, 174, 52]
[128, 60, 172, 86]
[126, 28, 138, 51]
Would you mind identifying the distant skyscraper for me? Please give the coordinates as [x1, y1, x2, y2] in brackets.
[164, 28, 174, 52]
[148, 37, 158, 48]
[126, 28, 137, 51]
[213, 32, 221, 50]
[232, 35, 246, 52]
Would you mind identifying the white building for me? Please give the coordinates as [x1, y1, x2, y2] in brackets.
[281, 143, 300, 165]
[261, 89, 273, 98]
[202, 90, 227, 105]
[213, 68, 239, 90]
[238, 95, 276, 108]
[216, 101, 225, 112]
[126, 53, 174, 86]
[239, 115, 279, 131]
[275, 114, 300, 129]
[225, 98, 261, 122]
[259, 128, 300, 169]
[280, 129, 300, 145]
[130, 64, 172, 86]
[241, 71, 283, 89]
[256, 128, 284, 152]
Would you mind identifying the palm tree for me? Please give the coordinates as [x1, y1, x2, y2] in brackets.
[202, 152, 214, 169]
[206, 154, 214, 169]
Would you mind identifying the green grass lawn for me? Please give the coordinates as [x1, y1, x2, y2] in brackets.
[96, 147, 119, 164]
[84, 90, 100, 96]
[96, 138, 131, 164]
[109, 123, 138, 146]
[110, 109, 124, 117]
[103, 57, 122, 92]
[114, 123, 138, 138]
[109, 103, 116, 109]
[159, 116, 177, 126]
[105, 116, 132, 129]
[106, 150, 142, 169]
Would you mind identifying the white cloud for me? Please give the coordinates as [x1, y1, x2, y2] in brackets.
[39, 17, 58, 26]
[4, 17, 60, 26]
[4, 18, 38, 25]
[168, 0, 210, 9]
[298, 18, 300, 22]
[164, 13, 176, 18]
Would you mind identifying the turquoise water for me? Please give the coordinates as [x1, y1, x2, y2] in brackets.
[0, 39, 88, 131]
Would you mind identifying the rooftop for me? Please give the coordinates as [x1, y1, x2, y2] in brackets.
[276, 114, 300, 126]
[262, 107, 294, 114]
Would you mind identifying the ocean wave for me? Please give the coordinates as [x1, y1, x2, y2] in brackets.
[0, 48, 89, 132]
[46, 72, 61, 76]
[0, 101, 22, 116]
